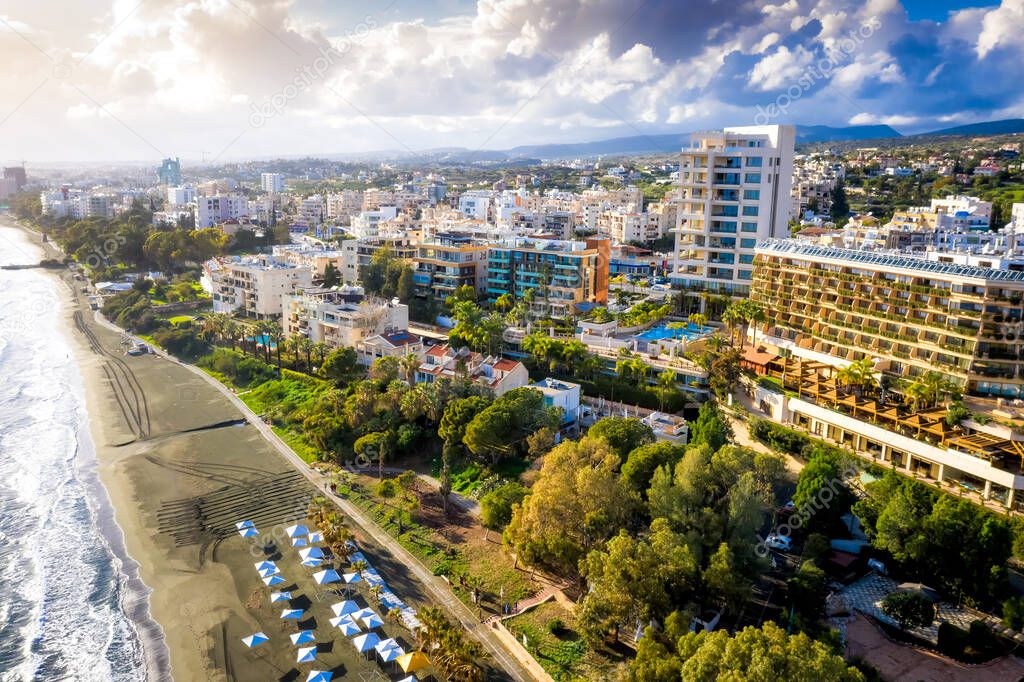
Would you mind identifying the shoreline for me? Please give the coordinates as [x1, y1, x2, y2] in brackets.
[13, 220, 172, 680]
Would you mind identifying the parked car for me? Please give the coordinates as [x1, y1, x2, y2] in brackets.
[765, 534, 792, 551]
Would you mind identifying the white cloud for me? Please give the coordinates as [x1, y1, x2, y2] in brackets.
[748, 45, 815, 91]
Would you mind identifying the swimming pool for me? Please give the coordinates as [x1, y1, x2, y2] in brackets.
[634, 322, 713, 342]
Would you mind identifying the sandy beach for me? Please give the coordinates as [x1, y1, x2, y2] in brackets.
[14, 222, 458, 681]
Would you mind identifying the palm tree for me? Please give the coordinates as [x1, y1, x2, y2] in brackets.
[579, 353, 601, 381]
[399, 352, 420, 385]
[296, 336, 314, 373]
[631, 358, 649, 386]
[687, 312, 707, 329]
[312, 342, 330, 373]
[747, 306, 768, 348]
[561, 340, 589, 374]
[350, 558, 369, 580]
[656, 369, 677, 410]
[721, 304, 744, 348]
[224, 319, 241, 352]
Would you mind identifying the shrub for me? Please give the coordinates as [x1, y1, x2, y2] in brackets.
[547, 618, 567, 635]
[1002, 596, 1024, 630]
[881, 591, 934, 630]
[937, 622, 967, 657]
[152, 327, 209, 360]
[968, 620, 993, 650]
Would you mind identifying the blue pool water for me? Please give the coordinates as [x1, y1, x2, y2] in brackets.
[634, 322, 712, 342]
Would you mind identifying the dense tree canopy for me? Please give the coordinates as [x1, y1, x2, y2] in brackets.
[586, 417, 655, 459]
[504, 436, 640, 574]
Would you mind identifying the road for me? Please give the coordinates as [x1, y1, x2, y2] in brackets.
[94, 314, 537, 682]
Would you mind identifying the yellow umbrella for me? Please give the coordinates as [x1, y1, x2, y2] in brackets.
[397, 651, 431, 674]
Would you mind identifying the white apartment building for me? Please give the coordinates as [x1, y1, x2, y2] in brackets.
[458, 191, 492, 221]
[599, 210, 661, 244]
[194, 195, 248, 228]
[166, 185, 196, 208]
[350, 206, 399, 239]
[283, 290, 409, 349]
[672, 124, 795, 295]
[326, 191, 364, 222]
[203, 256, 313, 318]
[261, 173, 285, 193]
[299, 195, 327, 228]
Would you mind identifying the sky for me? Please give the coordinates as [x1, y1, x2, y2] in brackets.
[0, 0, 1020, 163]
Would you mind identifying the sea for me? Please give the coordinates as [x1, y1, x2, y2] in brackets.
[0, 224, 151, 681]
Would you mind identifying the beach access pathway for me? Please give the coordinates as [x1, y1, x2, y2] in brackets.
[94, 313, 538, 682]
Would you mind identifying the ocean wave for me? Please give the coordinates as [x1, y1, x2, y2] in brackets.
[0, 226, 148, 682]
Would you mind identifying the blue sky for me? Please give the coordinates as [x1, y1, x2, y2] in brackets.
[0, 0, 1021, 161]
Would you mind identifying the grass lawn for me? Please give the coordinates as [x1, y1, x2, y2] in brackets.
[166, 314, 194, 325]
[335, 473, 543, 614]
[272, 426, 319, 464]
[505, 601, 623, 682]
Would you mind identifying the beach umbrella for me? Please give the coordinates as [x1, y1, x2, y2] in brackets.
[299, 547, 325, 561]
[242, 632, 269, 648]
[257, 566, 280, 578]
[343, 572, 362, 584]
[375, 637, 399, 654]
[301, 558, 323, 568]
[330, 615, 361, 636]
[397, 651, 431, 674]
[360, 612, 384, 629]
[296, 646, 317, 664]
[291, 537, 308, 548]
[254, 560, 277, 572]
[313, 569, 341, 585]
[306, 672, 333, 682]
[290, 630, 316, 646]
[379, 646, 405, 664]
[238, 527, 259, 538]
[308, 531, 323, 544]
[262, 574, 286, 587]
[270, 591, 291, 603]
[281, 609, 305, 620]
[286, 524, 309, 538]
[352, 632, 380, 654]
[330, 600, 360, 617]
[236, 520, 255, 530]
[397, 676, 417, 682]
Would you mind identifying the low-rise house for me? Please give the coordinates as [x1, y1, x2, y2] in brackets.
[531, 378, 581, 426]
[415, 344, 528, 396]
[357, 330, 425, 367]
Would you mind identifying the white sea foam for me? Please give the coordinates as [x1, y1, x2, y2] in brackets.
[0, 225, 149, 681]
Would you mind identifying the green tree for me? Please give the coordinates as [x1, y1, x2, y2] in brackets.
[480, 482, 528, 530]
[672, 622, 863, 681]
[321, 261, 341, 287]
[689, 402, 732, 452]
[587, 417, 655, 459]
[578, 519, 696, 644]
[438, 396, 489, 447]
[321, 346, 359, 385]
[620, 441, 685, 494]
[504, 437, 641, 574]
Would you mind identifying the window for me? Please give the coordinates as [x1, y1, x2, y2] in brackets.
[745, 173, 761, 183]
[739, 254, 755, 264]
[742, 206, 759, 217]
[746, 156, 763, 167]
[741, 222, 758, 233]
[740, 238, 756, 249]
[743, 189, 760, 200]
[738, 269, 753, 280]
